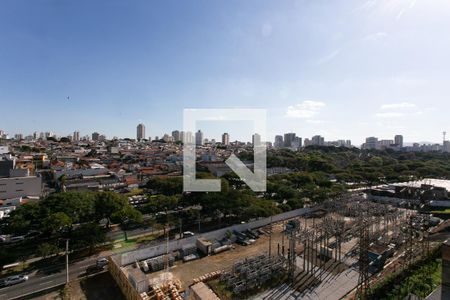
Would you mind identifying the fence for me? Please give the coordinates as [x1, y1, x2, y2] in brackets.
[116, 207, 311, 266]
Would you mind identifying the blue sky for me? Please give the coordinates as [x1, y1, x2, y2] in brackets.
[1, 0, 449, 144]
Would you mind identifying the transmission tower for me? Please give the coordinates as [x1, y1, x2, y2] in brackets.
[356, 215, 370, 299]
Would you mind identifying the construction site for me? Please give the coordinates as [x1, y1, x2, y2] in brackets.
[108, 193, 445, 300]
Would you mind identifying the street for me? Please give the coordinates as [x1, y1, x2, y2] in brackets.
[0, 255, 106, 300]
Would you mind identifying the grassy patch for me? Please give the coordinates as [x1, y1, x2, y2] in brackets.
[124, 188, 144, 197]
[431, 208, 450, 214]
[135, 233, 159, 244]
[368, 248, 442, 300]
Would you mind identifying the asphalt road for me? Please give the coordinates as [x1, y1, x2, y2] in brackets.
[0, 225, 164, 300]
[0, 255, 106, 300]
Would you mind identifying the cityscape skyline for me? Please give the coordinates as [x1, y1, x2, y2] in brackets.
[1, 1, 450, 144]
[2, 125, 449, 149]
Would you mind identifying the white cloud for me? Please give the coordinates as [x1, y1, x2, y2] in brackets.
[317, 49, 340, 65]
[285, 100, 326, 119]
[396, 0, 417, 20]
[375, 102, 423, 119]
[306, 119, 328, 124]
[375, 112, 405, 118]
[363, 32, 388, 42]
[380, 102, 416, 110]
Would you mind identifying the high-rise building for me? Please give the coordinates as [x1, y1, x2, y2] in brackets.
[284, 133, 296, 148]
[311, 135, 325, 146]
[14, 134, 23, 140]
[73, 131, 80, 142]
[195, 130, 204, 146]
[364, 137, 379, 150]
[444, 141, 450, 153]
[172, 130, 180, 142]
[92, 132, 100, 141]
[222, 133, 230, 146]
[330, 140, 352, 148]
[163, 134, 173, 142]
[181, 131, 193, 144]
[274, 135, 283, 148]
[137, 123, 146, 141]
[292, 137, 302, 148]
[252, 133, 261, 146]
[45, 132, 54, 139]
[380, 139, 394, 149]
[395, 135, 404, 147]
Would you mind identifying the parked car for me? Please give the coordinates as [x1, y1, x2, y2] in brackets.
[245, 229, 259, 239]
[96, 258, 108, 267]
[183, 231, 195, 237]
[236, 236, 250, 246]
[0, 235, 9, 243]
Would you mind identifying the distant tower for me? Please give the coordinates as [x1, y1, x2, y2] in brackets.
[394, 135, 403, 148]
[444, 131, 447, 144]
[73, 131, 80, 142]
[274, 135, 284, 148]
[195, 130, 204, 146]
[284, 133, 296, 147]
[252, 133, 261, 146]
[171, 130, 180, 142]
[222, 133, 230, 146]
[92, 132, 100, 141]
[137, 123, 146, 141]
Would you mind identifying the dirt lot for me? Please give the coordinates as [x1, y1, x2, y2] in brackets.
[148, 217, 354, 290]
[30, 272, 125, 300]
[149, 223, 288, 290]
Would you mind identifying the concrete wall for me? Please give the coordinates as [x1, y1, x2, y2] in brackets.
[442, 240, 450, 299]
[0, 146, 9, 155]
[0, 159, 14, 178]
[368, 195, 420, 205]
[117, 207, 311, 266]
[108, 257, 143, 300]
[0, 176, 42, 199]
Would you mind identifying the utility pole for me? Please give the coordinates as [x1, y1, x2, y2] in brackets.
[268, 215, 273, 257]
[65, 239, 69, 284]
[179, 218, 182, 239]
[166, 226, 169, 270]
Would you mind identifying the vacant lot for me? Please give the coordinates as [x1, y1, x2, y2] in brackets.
[30, 272, 125, 300]
[149, 223, 287, 290]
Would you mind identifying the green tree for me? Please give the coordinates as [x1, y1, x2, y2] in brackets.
[37, 243, 60, 259]
[42, 212, 72, 235]
[111, 206, 143, 228]
[94, 192, 128, 227]
[71, 223, 107, 255]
